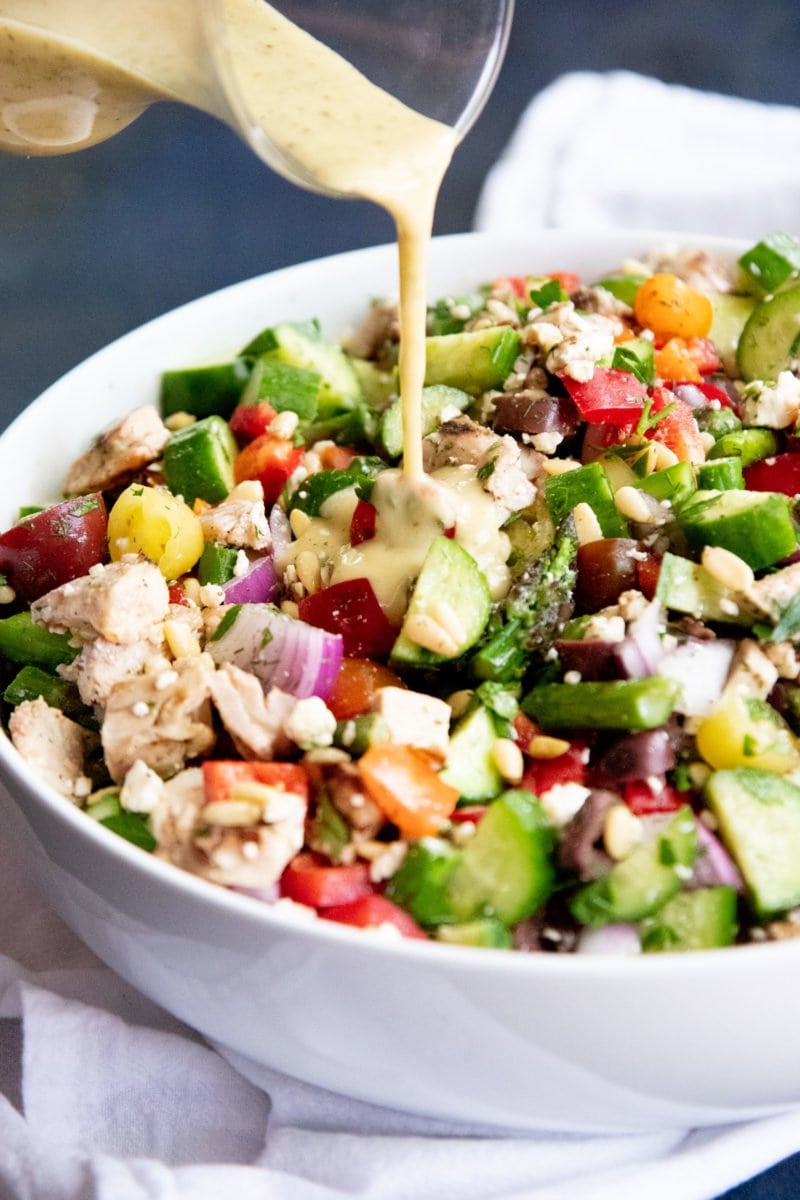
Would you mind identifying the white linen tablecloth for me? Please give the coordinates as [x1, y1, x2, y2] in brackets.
[4, 69, 800, 1200]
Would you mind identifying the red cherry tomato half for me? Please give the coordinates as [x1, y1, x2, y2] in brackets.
[0, 493, 108, 601]
[299, 577, 398, 659]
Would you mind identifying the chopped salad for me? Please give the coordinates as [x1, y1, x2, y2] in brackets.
[5, 233, 800, 954]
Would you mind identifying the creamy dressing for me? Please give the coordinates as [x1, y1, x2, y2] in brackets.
[2, 3, 510, 626]
[0, 0, 455, 483]
[290, 467, 511, 625]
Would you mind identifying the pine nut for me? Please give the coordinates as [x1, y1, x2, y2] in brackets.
[650, 442, 679, 470]
[491, 737, 524, 784]
[541, 457, 582, 477]
[289, 507, 312, 537]
[295, 550, 322, 595]
[572, 501, 604, 546]
[199, 799, 263, 827]
[164, 411, 196, 431]
[446, 689, 474, 719]
[163, 619, 201, 659]
[603, 803, 644, 861]
[528, 734, 571, 759]
[614, 485, 657, 524]
[701, 545, 754, 593]
[0, 584, 16, 604]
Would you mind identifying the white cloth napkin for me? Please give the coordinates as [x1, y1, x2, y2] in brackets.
[3, 826, 800, 1200]
[5, 70, 800, 1199]
[475, 70, 800, 237]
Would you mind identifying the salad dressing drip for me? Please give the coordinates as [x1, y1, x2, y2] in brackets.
[1, 0, 456, 487]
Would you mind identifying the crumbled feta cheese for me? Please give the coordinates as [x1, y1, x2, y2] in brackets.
[121, 758, 164, 814]
[539, 782, 591, 826]
[739, 371, 800, 429]
[283, 696, 336, 749]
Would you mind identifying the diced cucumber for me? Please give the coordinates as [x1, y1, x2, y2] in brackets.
[522, 677, 680, 732]
[287, 456, 385, 517]
[705, 767, 800, 917]
[639, 885, 738, 951]
[737, 285, 800, 382]
[159, 360, 250, 420]
[239, 357, 322, 419]
[162, 415, 237, 506]
[424, 326, 521, 394]
[385, 838, 462, 926]
[448, 790, 556, 925]
[570, 807, 698, 926]
[638, 461, 696, 508]
[435, 918, 512, 949]
[696, 456, 744, 491]
[655, 551, 755, 626]
[677, 488, 798, 571]
[0, 612, 78, 668]
[709, 293, 756, 376]
[738, 234, 800, 297]
[440, 704, 503, 802]
[242, 320, 362, 411]
[695, 405, 742, 441]
[707, 428, 777, 467]
[380, 384, 470, 459]
[391, 537, 491, 666]
[544, 462, 629, 538]
[351, 358, 397, 407]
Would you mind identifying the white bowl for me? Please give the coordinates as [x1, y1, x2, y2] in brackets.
[1, 229, 796, 1134]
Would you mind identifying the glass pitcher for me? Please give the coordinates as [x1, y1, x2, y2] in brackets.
[0, 0, 513, 197]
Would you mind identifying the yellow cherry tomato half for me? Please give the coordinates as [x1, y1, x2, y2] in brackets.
[634, 273, 713, 340]
[107, 483, 204, 580]
[696, 689, 800, 775]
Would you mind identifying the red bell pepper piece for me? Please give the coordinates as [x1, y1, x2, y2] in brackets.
[298, 578, 398, 659]
[449, 805, 489, 825]
[349, 499, 377, 546]
[744, 453, 800, 497]
[0, 493, 108, 601]
[522, 742, 588, 796]
[202, 760, 309, 806]
[229, 400, 277, 445]
[233, 433, 303, 506]
[281, 852, 373, 908]
[168, 582, 189, 607]
[321, 894, 428, 939]
[623, 779, 684, 816]
[560, 367, 648, 425]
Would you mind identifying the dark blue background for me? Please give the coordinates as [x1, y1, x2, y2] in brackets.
[2, 3, 800, 1193]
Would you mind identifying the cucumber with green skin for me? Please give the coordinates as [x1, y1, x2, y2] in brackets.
[639, 886, 738, 952]
[436, 919, 513, 949]
[391, 537, 491, 666]
[242, 320, 363, 411]
[570, 808, 698, 927]
[162, 415, 237, 506]
[440, 704, 503, 802]
[737, 286, 800, 382]
[655, 552, 755, 626]
[677, 488, 798, 571]
[705, 768, 800, 917]
[709, 293, 755, 377]
[380, 384, 470, 459]
[424, 326, 521, 394]
[707, 428, 777, 467]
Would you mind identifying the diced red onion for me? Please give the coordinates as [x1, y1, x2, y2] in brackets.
[577, 925, 641, 956]
[208, 602, 343, 700]
[614, 600, 664, 679]
[658, 637, 734, 716]
[222, 555, 280, 605]
[672, 384, 708, 410]
[269, 504, 292, 571]
[692, 821, 744, 891]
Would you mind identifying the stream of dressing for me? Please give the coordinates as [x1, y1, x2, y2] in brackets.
[0, 0, 458, 480]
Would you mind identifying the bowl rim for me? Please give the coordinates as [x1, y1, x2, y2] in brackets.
[2, 225, 794, 979]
